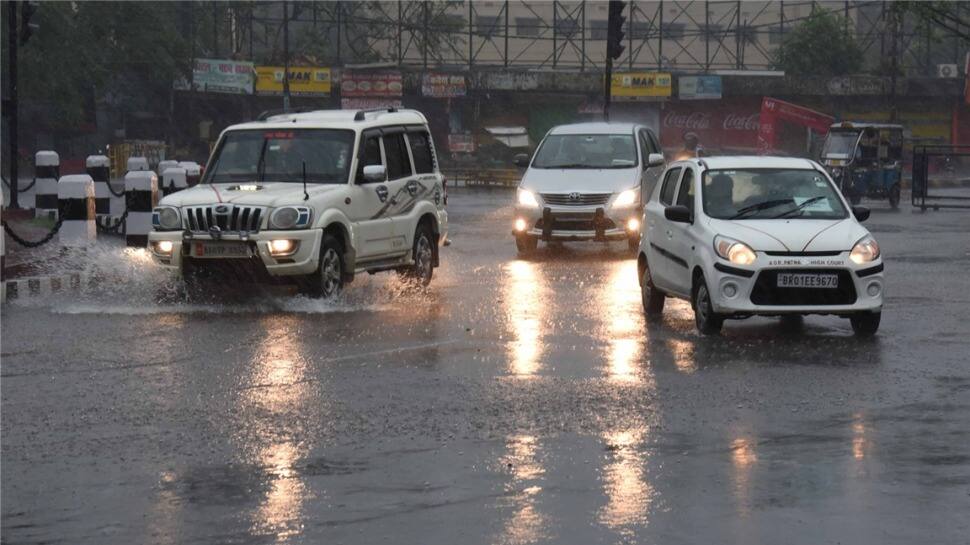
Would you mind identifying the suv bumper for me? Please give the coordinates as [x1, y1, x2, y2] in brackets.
[148, 229, 323, 276]
[513, 205, 640, 242]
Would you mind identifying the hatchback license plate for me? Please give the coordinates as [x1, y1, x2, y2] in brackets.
[192, 242, 251, 258]
[777, 273, 838, 288]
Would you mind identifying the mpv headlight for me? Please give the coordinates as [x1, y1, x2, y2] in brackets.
[153, 206, 181, 231]
[714, 235, 757, 266]
[517, 188, 539, 208]
[613, 188, 639, 208]
[269, 206, 312, 230]
[850, 235, 880, 264]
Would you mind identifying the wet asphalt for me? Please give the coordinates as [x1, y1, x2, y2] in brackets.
[2, 188, 970, 544]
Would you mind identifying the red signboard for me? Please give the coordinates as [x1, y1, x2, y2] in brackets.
[659, 98, 762, 153]
[340, 72, 403, 97]
[757, 97, 834, 154]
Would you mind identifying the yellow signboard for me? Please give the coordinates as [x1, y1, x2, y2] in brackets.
[610, 72, 672, 99]
[255, 66, 331, 96]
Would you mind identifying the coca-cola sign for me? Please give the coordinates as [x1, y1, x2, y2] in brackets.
[660, 98, 762, 152]
[663, 111, 711, 130]
[723, 113, 760, 131]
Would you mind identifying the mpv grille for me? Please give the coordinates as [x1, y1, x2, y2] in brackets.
[540, 193, 611, 206]
[183, 205, 265, 233]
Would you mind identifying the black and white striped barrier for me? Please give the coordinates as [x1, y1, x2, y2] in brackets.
[157, 160, 179, 176]
[179, 161, 201, 186]
[85, 155, 112, 216]
[1, 273, 90, 303]
[124, 171, 157, 247]
[161, 167, 187, 196]
[35, 150, 60, 219]
[127, 156, 150, 172]
[58, 175, 96, 247]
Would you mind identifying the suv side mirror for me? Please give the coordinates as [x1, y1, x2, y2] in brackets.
[664, 205, 692, 223]
[362, 164, 386, 183]
[646, 153, 664, 168]
[852, 206, 870, 222]
[513, 153, 530, 168]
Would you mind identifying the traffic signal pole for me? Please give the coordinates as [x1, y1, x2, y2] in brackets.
[604, 1, 626, 123]
[7, 1, 19, 208]
[604, 53, 613, 122]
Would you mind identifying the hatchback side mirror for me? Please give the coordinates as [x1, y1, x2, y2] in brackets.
[665, 205, 692, 223]
[852, 206, 870, 222]
[514, 153, 530, 168]
[646, 153, 664, 168]
[362, 164, 386, 183]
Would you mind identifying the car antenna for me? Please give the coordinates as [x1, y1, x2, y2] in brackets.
[302, 161, 310, 201]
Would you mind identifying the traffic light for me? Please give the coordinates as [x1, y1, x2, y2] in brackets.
[20, 1, 39, 45]
[607, 0, 626, 61]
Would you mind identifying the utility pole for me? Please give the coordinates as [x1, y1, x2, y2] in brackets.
[604, 0, 627, 121]
[6, 1, 19, 208]
[282, 0, 291, 111]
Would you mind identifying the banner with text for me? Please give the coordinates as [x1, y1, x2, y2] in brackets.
[422, 73, 467, 97]
[610, 72, 672, 100]
[175, 58, 254, 95]
[678, 75, 722, 100]
[340, 72, 403, 97]
[660, 98, 762, 153]
[255, 66, 331, 96]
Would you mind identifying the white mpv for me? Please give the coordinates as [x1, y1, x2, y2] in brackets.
[148, 108, 448, 298]
[638, 156, 884, 336]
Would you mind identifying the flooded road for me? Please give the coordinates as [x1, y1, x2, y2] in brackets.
[3, 189, 970, 544]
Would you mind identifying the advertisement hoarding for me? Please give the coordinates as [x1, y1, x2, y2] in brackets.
[340, 72, 403, 97]
[660, 98, 761, 153]
[255, 67, 331, 96]
[422, 73, 466, 97]
[610, 72, 672, 100]
[175, 58, 254, 95]
[678, 76, 722, 100]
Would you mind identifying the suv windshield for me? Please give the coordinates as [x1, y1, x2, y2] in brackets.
[204, 129, 355, 184]
[702, 168, 848, 220]
[531, 134, 638, 169]
[822, 130, 860, 158]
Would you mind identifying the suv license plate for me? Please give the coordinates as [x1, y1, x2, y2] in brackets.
[192, 242, 252, 258]
[777, 273, 838, 289]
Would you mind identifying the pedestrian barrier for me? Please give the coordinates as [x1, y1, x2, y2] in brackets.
[441, 168, 520, 188]
[161, 167, 188, 196]
[1, 272, 87, 303]
[57, 175, 96, 247]
[127, 156, 150, 172]
[124, 170, 157, 247]
[157, 160, 179, 176]
[86, 155, 114, 215]
[35, 151, 61, 219]
[179, 161, 202, 186]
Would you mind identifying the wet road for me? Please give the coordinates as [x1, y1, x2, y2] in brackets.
[3, 189, 970, 544]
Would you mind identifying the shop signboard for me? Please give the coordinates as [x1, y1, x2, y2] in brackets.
[678, 75, 722, 100]
[340, 97, 403, 110]
[422, 73, 466, 97]
[255, 66, 331, 96]
[175, 58, 254, 95]
[610, 72, 672, 100]
[340, 72, 403, 97]
[448, 134, 476, 153]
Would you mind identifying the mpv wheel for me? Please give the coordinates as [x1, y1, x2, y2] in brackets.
[692, 275, 724, 335]
[515, 234, 538, 256]
[850, 311, 880, 337]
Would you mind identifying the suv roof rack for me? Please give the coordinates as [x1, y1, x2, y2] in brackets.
[354, 107, 398, 121]
[256, 107, 316, 121]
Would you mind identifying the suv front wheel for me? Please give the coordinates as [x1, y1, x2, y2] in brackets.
[305, 233, 345, 299]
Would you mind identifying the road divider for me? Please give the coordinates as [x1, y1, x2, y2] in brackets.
[57, 175, 96, 247]
[124, 170, 158, 247]
[34, 151, 60, 219]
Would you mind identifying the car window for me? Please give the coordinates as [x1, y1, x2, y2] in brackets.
[638, 131, 651, 163]
[702, 168, 849, 220]
[205, 129, 355, 184]
[532, 134, 638, 169]
[640, 129, 658, 155]
[676, 168, 695, 214]
[384, 133, 413, 180]
[356, 135, 383, 183]
[407, 132, 436, 174]
[659, 167, 682, 205]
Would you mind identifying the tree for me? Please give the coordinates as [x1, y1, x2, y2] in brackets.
[773, 7, 864, 77]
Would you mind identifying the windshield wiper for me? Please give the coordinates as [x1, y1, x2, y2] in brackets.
[729, 199, 794, 219]
[773, 196, 827, 218]
[255, 139, 269, 182]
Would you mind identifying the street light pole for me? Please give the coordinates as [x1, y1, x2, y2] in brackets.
[7, 1, 19, 208]
[282, 0, 291, 112]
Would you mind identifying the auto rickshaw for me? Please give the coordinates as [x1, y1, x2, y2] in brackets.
[820, 122, 904, 208]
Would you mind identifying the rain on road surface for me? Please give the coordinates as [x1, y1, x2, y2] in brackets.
[3, 189, 970, 544]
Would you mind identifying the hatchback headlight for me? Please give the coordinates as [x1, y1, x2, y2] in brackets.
[153, 206, 181, 231]
[517, 188, 539, 208]
[269, 206, 312, 230]
[613, 188, 639, 208]
[714, 235, 757, 266]
[850, 235, 880, 264]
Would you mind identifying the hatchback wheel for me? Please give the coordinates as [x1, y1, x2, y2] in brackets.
[640, 258, 665, 319]
[850, 311, 880, 337]
[692, 275, 724, 335]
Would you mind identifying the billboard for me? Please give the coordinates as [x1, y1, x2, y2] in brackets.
[422, 73, 466, 97]
[175, 58, 254, 95]
[255, 67, 331, 96]
[340, 72, 403, 97]
[660, 98, 761, 153]
[678, 75, 722, 100]
[610, 72, 672, 99]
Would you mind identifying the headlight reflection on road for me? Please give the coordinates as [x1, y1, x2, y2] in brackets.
[852, 412, 869, 460]
[598, 429, 654, 532]
[729, 435, 758, 519]
[497, 435, 548, 544]
[505, 260, 547, 378]
[603, 261, 645, 383]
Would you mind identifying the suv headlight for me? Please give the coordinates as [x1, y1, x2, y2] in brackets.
[269, 206, 312, 230]
[613, 188, 639, 208]
[517, 188, 539, 208]
[849, 235, 880, 264]
[714, 235, 756, 265]
[153, 206, 181, 231]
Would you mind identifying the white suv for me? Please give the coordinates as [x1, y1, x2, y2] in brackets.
[638, 156, 884, 336]
[148, 108, 448, 298]
[512, 122, 665, 254]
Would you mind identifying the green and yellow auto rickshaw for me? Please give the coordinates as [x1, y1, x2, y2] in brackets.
[820, 122, 904, 208]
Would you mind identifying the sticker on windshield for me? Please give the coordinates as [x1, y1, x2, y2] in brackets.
[794, 196, 833, 212]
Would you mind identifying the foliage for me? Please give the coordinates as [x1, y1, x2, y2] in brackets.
[772, 7, 864, 77]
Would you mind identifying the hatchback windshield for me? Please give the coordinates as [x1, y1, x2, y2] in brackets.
[821, 130, 860, 158]
[531, 134, 638, 169]
[702, 168, 848, 220]
[204, 129, 355, 184]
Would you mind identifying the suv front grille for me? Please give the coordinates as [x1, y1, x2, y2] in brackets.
[540, 193, 611, 206]
[183, 205, 266, 233]
[750, 269, 857, 306]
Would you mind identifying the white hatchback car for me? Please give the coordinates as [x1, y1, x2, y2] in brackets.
[638, 156, 884, 336]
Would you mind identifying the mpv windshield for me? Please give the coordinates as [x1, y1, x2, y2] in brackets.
[703, 168, 848, 220]
[204, 129, 355, 184]
[531, 134, 637, 169]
